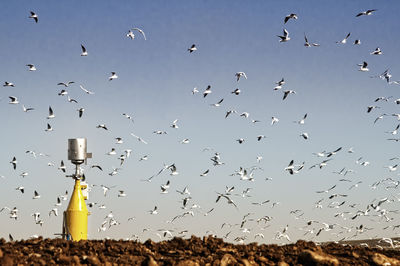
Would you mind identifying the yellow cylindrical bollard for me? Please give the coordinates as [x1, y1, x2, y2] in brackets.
[66, 179, 88, 241]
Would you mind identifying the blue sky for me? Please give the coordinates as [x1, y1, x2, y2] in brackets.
[1, 0, 400, 243]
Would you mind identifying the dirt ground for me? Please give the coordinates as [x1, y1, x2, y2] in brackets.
[1, 236, 400, 265]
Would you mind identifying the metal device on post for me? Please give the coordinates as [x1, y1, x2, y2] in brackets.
[62, 138, 92, 241]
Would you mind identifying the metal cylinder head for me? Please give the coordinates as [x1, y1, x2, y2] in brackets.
[68, 138, 87, 165]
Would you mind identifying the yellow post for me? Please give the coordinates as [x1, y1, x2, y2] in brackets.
[65, 179, 88, 241]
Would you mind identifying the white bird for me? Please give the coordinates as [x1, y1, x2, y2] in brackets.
[45, 123, 53, 132]
[118, 190, 127, 197]
[304, 34, 320, 47]
[300, 132, 309, 140]
[203, 85, 212, 98]
[126, 30, 135, 40]
[29, 11, 38, 23]
[171, 119, 179, 129]
[20, 172, 28, 178]
[4, 81, 15, 87]
[57, 81, 75, 87]
[283, 90, 296, 100]
[356, 9, 377, 17]
[15, 186, 24, 194]
[67, 96, 78, 103]
[22, 105, 34, 112]
[47, 106, 55, 119]
[386, 124, 400, 135]
[26, 64, 36, 71]
[9, 96, 19, 104]
[188, 44, 197, 53]
[106, 148, 117, 155]
[358, 61, 369, 72]
[235, 72, 247, 82]
[10, 157, 17, 170]
[132, 28, 147, 40]
[58, 89, 68, 96]
[168, 164, 179, 176]
[336, 32, 351, 44]
[210, 98, 224, 107]
[370, 47, 382, 55]
[131, 133, 148, 144]
[271, 116, 279, 125]
[80, 44, 88, 56]
[109, 72, 118, 81]
[79, 84, 95, 95]
[277, 29, 290, 42]
[191, 87, 199, 94]
[294, 113, 308, 124]
[149, 206, 158, 215]
[58, 160, 66, 173]
[354, 39, 361, 45]
[49, 208, 58, 217]
[181, 138, 190, 144]
[200, 169, 210, 177]
[284, 13, 298, 23]
[33, 190, 41, 199]
[231, 88, 241, 95]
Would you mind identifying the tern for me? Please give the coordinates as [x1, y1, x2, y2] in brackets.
[336, 32, 350, 44]
[29, 11, 38, 23]
[277, 29, 290, 42]
[284, 13, 298, 23]
[235, 72, 247, 82]
[367, 105, 380, 113]
[80, 44, 88, 56]
[9, 96, 19, 104]
[109, 72, 118, 81]
[47, 106, 55, 119]
[356, 9, 377, 17]
[188, 44, 197, 53]
[57, 81, 75, 87]
[79, 85, 95, 95]
[26, 64, 36, 71]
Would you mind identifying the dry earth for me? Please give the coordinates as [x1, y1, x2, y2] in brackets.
[1, 236, 400, 265]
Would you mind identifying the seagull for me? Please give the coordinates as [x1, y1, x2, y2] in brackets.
[203, 85, 212, 97]
[106, 148, 116, 155]
[300, 132, 309, 140]
[77, 108, 84, 118]
[191, 87, 199, 94]
[225, 110, 237, 118]
[277, 29, 290, 42]
[96, 124, 108, 130]
[168, 164, 179, 175]
[236, 138, 245, 144]
[284, 13, 298, 23]
[118, 190, 127, 197]
[367, 105, 380, 113]
[283, 90, 296, 100]
[22, 105, 34, 112]
[45, 123, 53, 132]
[10, 157, 17, 170]
[235, 72, 247, 82]
[15, 186, 24, 194]
[294, 113, 308, 124]
[58, 89, 68, 96]
[67, 96, 78, 103]
[132, 28, 147, 40]
[91, 164, 103, 171]
[257, 135, 266, 141]
[374, 114, 387, 124]
[386, 124, 400, 135]
[336, 32, 351, 44]
[4, 81, 15, 87]
[58, 160, 66, 173]
[9, 96, 19, 104]
[149, 206, 158, 215]
[47, 106, 55, 119]
[358, 61, 369, 72]
[181, 138, 190, 144]
[171, 119, 179, 129]
[271, 116, 279, 125]
[122, 113, 134, 122]
[109, 72, 118, 81]
[100, 185, 115, 197]
[131, 133, 148, 144]
[356, 9, 377, 17]
[240, 112, 250, 118]
[79, 85, 95, 95]
[126, 30, 135, 40]
[80, 44, 88, 56]
[354, 39, 361, 45]
[231, 88, 241, 95]
[20, 172, 28, 178]
[57, 81, 75, 87]
[370, 47, 382, 55]
[304, 34, 320, 47]
[200, 169, 210, 177]
[49, 208, 58, 217]
[210, 98, 224, 107]
[29, 11, 38, 23]
[26, 64, 36, 71]
[188, 44, 197, 53]
[33, 190, 41, 199]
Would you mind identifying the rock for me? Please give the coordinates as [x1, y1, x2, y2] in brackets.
[299, 250, 339, 266]
[241, 258, 257, 265]
[58, 254, 71, 264]
[87, 255, 101, 265]
[1, 255, 14, 266]
[277, 261, 289, 266]
[372, 253, 400, 266]
[146, 256, 158, 266]
[0, 248, 3, 258]
[220, 254, 237, 266]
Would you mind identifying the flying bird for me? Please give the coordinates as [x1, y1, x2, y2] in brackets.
[8, 96, 19, 104]
[10, 157, 17, 170]
[45, 123, 53, 132]
[80, 44, 88, 56]
[132, 28, 147, 40]
[33, 190, 41, 199]
[203, 85, 212, 97]
[109, 72, 118, 81]
[336, 32, 351, 44]
[26, 64, 36, 71]
[284, 13, 298, 23]
[29, 11, 38, 23]
[77, 108, 84, 118]
[79, 85, 95, 95]
[235, 72, 247, 82]
[47, 106, 55, 119]
[57, 81, 75, 87]
[188, 44, 197, 53]
[356, 9, 377, 17]
[283, 90, 296, 100]
[277, 29, 290, 42]
[358, 61, 369, 72]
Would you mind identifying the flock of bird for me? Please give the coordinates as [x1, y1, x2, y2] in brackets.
[1, 7, 400, 247]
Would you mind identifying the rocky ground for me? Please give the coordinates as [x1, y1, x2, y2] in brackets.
[1, 236, 400, 265]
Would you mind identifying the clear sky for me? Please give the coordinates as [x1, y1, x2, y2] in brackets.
[1, 0, 400, 243]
